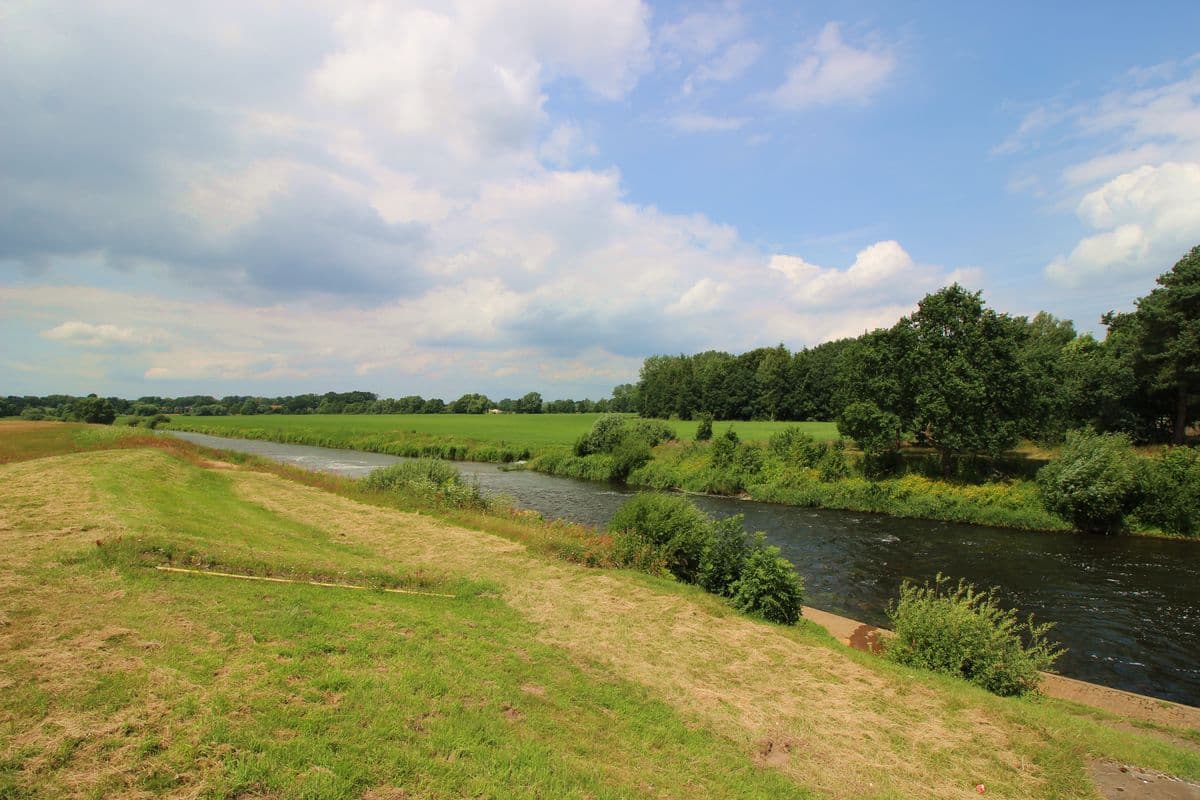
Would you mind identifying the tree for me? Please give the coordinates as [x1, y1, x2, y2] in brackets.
[72, 394, 115, 425]
[896, 285, 1030, 476]
[837, 401, 902, 474]
[517, 391, 543, 414]
[1131, 245, 1200, 444]
[449, 393, 492, 414]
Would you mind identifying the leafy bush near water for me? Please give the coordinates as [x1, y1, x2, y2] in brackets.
[1037, 430, 1141, 533]
[885, 574, 1063, 696]
[362, 459, 487, 509]
[1134, 446, 1200, 535]
[608, 493, 804, 624]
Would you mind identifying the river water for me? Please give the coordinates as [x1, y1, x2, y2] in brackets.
[167, 430, 1200, 705]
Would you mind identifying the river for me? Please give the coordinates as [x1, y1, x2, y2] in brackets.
[167, 430, 1200, 706]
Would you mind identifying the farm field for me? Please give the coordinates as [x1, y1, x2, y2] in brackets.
[162, 413, 841, 457]
[2, 421, 1197, 799]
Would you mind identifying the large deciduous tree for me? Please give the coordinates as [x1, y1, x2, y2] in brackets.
[1132, 245, 1200, 444]
[895, 285, 1030, 476]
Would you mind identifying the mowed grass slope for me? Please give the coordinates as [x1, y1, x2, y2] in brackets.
[2, 422, 1197, 799]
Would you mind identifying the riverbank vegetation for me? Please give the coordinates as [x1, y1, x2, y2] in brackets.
[3, 420, 1198, 798]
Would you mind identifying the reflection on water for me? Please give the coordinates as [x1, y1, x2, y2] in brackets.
[167, 430, 1200, 705]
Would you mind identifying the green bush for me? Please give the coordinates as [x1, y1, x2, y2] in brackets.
[361, 459, 486, 509]
[1136, 447, 1200, 535]
[610, 434, 652, 480]
[817, 443, 850, 482]
[629, 419, 677, 448]
[730, 537, 804, 625]
[733, 442, 764, 475]
[695, 412, 713, 442]
[711, 427, 740, 469]
[1037, 430, 1141, 533]
[885, 574, 1063, 696]
[699, 516, 750, 596]
[608, 493, 711, 583]
[768, 427, 826, 467]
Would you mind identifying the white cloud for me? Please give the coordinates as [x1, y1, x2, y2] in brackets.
[666, 278, 729, 314]
[767, 23, 895, 110]
[670, 113, 748, 132]
[41, 321, 150, 348]
[769, 240, 930, 306]
[1045, 161, 1200, 286]
[682, 39, 761, 95]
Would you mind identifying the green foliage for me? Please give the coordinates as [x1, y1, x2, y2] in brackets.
[768, 426, 827, 467]
[733, 442, 764, 475]
[837, 401, 901, 458]
[610, 434, 652, 480]
[695, 412, 713, 441]
[1037, 430, 1141, 533]
[730, 536, 804, 625]
[885, 574, 1063, 696]
[816, 443, 850, 482]
[710, 427, 739, 469]
[1136, 446, 1200, 535]
[698, 516, 750, 597]
[361, 459, 486, 509]
[608, 494, 710, 583]
[628, 418, 677, 448]
[72, 395, 116, 425]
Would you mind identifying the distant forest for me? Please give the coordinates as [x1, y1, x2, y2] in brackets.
[4, 386, 640, 422]
[638, 246, 1199, 446]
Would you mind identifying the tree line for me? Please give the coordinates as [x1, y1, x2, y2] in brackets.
[4, 385, 642, 421]
[636, 246, 1200, 464]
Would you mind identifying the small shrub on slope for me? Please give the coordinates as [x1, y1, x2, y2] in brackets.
[885, 574, 1063, 696]
[699, 516, 750, 597]
[609, 493, 710, 583]
[730, 536, 804, 625]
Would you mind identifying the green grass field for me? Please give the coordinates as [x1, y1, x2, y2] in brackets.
[3, 421, 1198, 799]
[163, 413, 840, 448]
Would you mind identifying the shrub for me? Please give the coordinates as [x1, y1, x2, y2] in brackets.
[710, 427, 740, 469]
[361, 459, 486, 509]
[817, 443, 850, 482]
[768, 427, 826, 467]
[699, 515, 750, 596]
[628, 419, 677, 448]
[580, 414, 629, 455]
[1135, 447, 1200, 535]
[608, 493, 710, 583]
[733, 442, 764, 475]
[730, 537, 804, 624]
[610, 433, 652, 480]
[1037, 430, 1140, 533]
[884, 574, 1063, 696]
[695, 412, 714, 442]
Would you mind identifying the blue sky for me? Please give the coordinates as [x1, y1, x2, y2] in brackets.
[3, 1, 1200, 401]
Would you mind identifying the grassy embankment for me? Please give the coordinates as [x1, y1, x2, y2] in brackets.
[2, 420, 1199, 799]
[162, 414, 1062, 531]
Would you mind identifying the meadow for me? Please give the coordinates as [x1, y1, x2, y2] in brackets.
[161, 413, 840, 460]
[2, 420, 1198, 799]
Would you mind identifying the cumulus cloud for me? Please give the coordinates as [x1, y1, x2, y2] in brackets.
[767, 23, 895, 110]
[770, 240, 928, 306]
[1045, 162, 1200, 286]
[41, 321, 148, 348]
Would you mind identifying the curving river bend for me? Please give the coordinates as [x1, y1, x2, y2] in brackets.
[167, 430, 1200, 706]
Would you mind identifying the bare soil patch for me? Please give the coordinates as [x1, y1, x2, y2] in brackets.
[1090, 760, 1200, 799]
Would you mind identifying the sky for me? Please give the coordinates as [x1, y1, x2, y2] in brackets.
[3, 0, 1200, 402]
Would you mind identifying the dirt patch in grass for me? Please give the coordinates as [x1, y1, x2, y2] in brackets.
[232, 469, 1061, 800]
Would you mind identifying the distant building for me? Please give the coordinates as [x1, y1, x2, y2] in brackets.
[488, 408, 503, 414]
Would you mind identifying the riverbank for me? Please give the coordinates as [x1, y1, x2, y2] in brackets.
[161, 415, 1078, 532]
[3, 421, 1198, 799]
